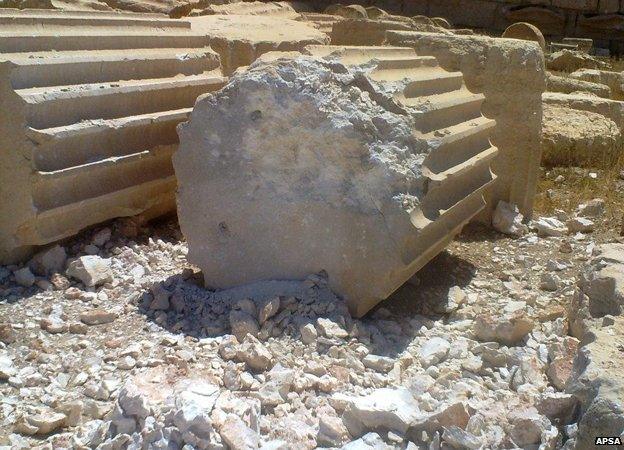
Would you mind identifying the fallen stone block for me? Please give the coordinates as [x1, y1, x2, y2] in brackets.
[542, 104, 621, 167]
[570, 68, 624, 100]
[546, 72, 612, 99]
[174, 46, 498, 316]
[0, 9, 227, 264]
[542, 92, 624, 131]
[297, 12, 345, 35]
[492, 200, 528, 237]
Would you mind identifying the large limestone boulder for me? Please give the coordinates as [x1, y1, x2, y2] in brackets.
[542, 104, 621, 167]
[174, 47, 497, 316]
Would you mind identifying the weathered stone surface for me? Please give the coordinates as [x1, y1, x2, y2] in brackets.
[546, 49, 610, 72]
[219, 414, 260, 450]
[236, 335, 273, 372]
[566, 217, 595, 233]
[0, 324, 16, 344]
[317, 318, 348, 339]
[362, 354, 395, 373]
[541, 104, 621, 167]
[317, 415, 350, 447]
[229, 310, 260, 341]
[546, 72, 612, 98]
[508, 409, 551, 446]
[17, 412, 67, 436]
[419, 337, 450, 367]
[575, 243, 624, 320]
[407, 402, 470, 438]
[570, 68, 624, 100]
[562, 37, 594, 52]
[200, 1, 298, 18]
[502, 22, 546, 50]
[325, 4, 367, 19]
[188, 14, 328, 75]
[534, 216, 567, 237]
[537, 392, 579, 423]
[299, 323, 318, 344]
[174, 47, 497, 317]
[442, 426, 481, 449]
[365, 6, 388, 19]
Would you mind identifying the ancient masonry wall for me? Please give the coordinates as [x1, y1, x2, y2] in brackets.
[385, 31, 546, 220]
[0, 9, 227, 264]
[311, 0, 624, 53]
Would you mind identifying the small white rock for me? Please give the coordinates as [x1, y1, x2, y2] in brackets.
[66, 256, 113, 287]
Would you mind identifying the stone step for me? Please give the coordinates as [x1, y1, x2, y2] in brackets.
[407, 169, 495, 266]
[299, 13, 342, 23]
[413, 163, 496, 235]
[305, 44, 416, 65]
[0, 13, 190, 29]
[19, 73, 227, 129]
[373, 55, 438, 71]
[407, 90, 485, 133]
[422, 163, 496, 222]
[0, 32, 209, 53]
[24, 176, 176, 245]
[427, 144, 498, 184]
[7, 48, 220, 89]
[29, 108, 191, 171]
[398, 69, 465, 100]
[422, 117, 496, 181]
[33, 145, 174, 211]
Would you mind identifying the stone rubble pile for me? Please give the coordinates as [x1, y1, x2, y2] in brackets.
[1, 204, 616, 448]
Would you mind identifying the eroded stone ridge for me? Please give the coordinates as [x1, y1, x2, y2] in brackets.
[174, 46, 497, 317]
